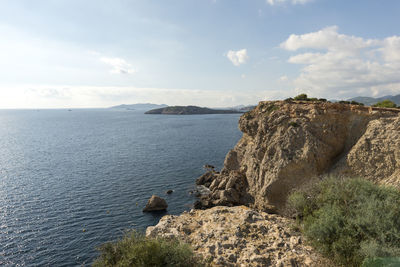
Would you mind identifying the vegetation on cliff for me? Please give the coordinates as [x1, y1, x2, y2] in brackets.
[92, 231, 203, 267]
[372, 99, 397, 108]
[288, 178, 400, 266]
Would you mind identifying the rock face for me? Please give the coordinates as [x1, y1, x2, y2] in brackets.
[196, 101, 400, 211]
[146, 206, 331, 266]
[143, 195, 168, 212]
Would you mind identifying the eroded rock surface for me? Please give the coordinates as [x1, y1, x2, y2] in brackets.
[146, 206, 330, 266]
[197, 101, 400, 211]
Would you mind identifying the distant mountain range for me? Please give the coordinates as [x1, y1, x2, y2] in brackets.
[347, 94, 400, 106]
[110, 103, 168, 110]
[220, 105, 257, 112]
[145, 106, 243, 115]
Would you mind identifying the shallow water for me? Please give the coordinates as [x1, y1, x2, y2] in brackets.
[0, 109, 242, 266]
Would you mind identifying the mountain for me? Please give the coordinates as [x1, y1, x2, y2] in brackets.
[110, 103, 168, 110]
[348, 94, 400, 106]
[145, 105, 243, 115]
[220, 105, 257, 112]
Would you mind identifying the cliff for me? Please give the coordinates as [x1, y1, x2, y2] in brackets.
[145, 105, 243, 115]
[196, 100, 400, 212]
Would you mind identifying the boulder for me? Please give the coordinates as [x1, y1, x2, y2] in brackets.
[195, 171, 217, 187]
[143, 195, 168, 212]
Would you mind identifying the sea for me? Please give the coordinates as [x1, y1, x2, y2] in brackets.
[0, 109, 242, 266]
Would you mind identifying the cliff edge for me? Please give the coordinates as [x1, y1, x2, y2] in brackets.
[147, 206, 331, 266]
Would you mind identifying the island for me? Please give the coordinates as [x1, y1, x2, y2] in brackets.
[110, 103, 168, 111]
[144, 105, 243, 115]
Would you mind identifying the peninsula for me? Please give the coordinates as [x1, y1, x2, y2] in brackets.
[145, 105, 243, 115]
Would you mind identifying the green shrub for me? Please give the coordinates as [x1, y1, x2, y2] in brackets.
[372, 100, 397, 108]
[287, 178, 400, 266]
[92, 231, 204, 267]
[362, 257, 400, 267]
[293, 93, 309, 101]
[351, 100, 364, 106]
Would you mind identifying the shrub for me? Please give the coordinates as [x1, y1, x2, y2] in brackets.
[351, 100, 364, 106]
[287, 178, 400, 266]
[372, 100, 397, 108]
[293, 94, 308, 101]
[92, 231, 204, 267]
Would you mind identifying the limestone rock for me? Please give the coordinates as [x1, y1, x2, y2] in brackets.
[143, 195, 168, 212]
[146, 206, 331, 266]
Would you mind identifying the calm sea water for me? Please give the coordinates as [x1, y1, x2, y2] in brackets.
[0, 109, 242, 266]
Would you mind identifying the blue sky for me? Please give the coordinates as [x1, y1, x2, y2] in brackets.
[0, 0, 399, 108]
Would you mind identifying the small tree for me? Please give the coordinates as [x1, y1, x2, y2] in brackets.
[293, 94, 308, 101]
[372, 100, 397, 108]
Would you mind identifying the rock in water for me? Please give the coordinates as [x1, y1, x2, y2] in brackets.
[166, 189, 173, 194]
[143, 195, 168, 212]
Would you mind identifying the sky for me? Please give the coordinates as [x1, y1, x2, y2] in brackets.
[0, 0, 399, 108]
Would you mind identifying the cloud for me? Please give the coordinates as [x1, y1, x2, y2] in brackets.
[280, 26, 400, 98]
[227, 49, 249, 66]
[100, 57, 136, 74]
[267, 0, 313, 6]
[279, 75, 289, 82]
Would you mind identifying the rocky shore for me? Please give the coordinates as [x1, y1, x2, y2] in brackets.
[146, 100, 400, 266]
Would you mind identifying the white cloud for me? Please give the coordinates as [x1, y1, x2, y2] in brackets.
[280, 26, 400, 98]
[279, 75, 289, 82]
[267, 0, 313, 6]
[100, 57, 136, 74]
[227, 49, 249, 66]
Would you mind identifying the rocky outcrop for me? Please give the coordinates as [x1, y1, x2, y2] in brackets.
[146, 206, 331, 266]
[196, 101, 400, 211]
[143, 195, 168, 212]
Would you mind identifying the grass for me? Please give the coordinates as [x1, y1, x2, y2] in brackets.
[287, 177, 400, 266]
[92, 231, 204, 267]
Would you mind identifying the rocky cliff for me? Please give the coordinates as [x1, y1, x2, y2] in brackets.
[196, 100, 400, 212]
[147, 100, 400, 266]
